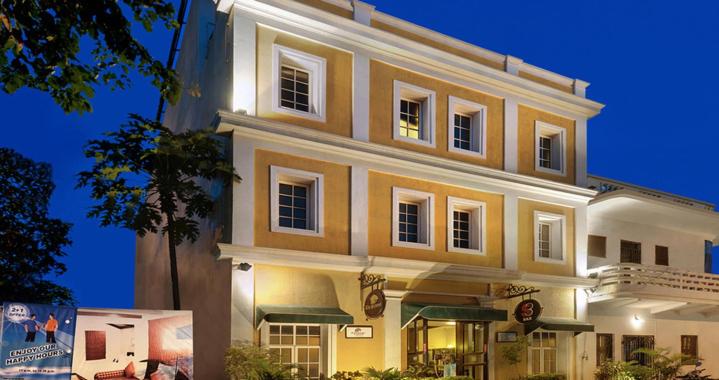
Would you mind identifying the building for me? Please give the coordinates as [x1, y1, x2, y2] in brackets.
[582, 176, 719, 378]
[133, 0, 717, 379]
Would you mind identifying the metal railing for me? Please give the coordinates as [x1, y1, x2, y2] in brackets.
[587, 176, 715, 211]
[588, 263, 719, 296]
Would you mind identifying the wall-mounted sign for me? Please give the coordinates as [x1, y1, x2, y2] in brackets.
[363, 289, 386, 319]
[513, 299, 542, 324]
[496, 331, 518, 343]
[345, 325, 373, 339]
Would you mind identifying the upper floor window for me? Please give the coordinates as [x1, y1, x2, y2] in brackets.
[392, 187, 435, 250]
[534, 211, 566, 264]
[588, 235, 607, 258]
[620, 240, 641, 264]
[655, 245, 669, 266]
[447, 197, 486, 255]
[393, 80, 436, 147]
[447, 96, 487, 158]
[535, 121, 566, 176]
[270, 166, 324, 237]
[272, 45, 326, 121]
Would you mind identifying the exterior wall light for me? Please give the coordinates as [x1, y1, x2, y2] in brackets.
[631, 314, 644, 328]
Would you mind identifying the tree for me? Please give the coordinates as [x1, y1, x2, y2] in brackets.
[0, 0, 181, 114]
[0, 148, 73, 305]
[78, 114, 239, 310]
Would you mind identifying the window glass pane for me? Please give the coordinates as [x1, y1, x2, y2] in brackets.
[278, 183, 310, 231]
[399, 201, 420, 243]
[279, 65, 311, 113]
[399, 99, 422, 140]
[453, 113, 473, 151]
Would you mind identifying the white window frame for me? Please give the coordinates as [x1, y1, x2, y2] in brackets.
[528, 331, 560, 375]
[272, 44, 327, 122]
[446, 196, 487, 255]
[392, 187, 435, 250]
[534, 120, 567, 176]
[270, 166, 324, 237]
[447, 96, 487, 158]
[393, 80, 436, 147]
[262, 323, 325, 380]
[533, 211, 566, 264]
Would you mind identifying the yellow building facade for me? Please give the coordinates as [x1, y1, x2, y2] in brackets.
[136, 0, 606, 379]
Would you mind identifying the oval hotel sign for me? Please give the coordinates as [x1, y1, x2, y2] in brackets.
[513, 299, 542, 323]
[363, 289, 386, 319]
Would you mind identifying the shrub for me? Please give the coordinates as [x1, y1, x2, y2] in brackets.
[225, 344, 295, 380]
[594, 360, 635, 380]
[363, 367, 403, 380]
[331, 371, 363, 380]
[525, 374, 566, 380]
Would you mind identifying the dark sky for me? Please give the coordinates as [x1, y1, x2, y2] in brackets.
[2, 0, 718, 308]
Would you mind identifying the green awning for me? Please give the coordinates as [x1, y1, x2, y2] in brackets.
[524, 317, 594, 336]
[401, 303, 507, 328]
[255, 305, 353, 328]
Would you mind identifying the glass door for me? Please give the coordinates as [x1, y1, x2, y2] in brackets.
[456, 322, 488, 380]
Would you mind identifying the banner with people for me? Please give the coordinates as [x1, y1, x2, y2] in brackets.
[0, 302, 77, 379]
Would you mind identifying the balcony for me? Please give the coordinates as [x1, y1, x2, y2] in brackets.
[587, 264, 719, 318]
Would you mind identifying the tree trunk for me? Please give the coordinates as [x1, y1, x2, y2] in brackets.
[166, 214, 181, 310]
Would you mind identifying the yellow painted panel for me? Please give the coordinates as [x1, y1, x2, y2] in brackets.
[517, 104, 576, 185]
[369, 60, 504, 170]
[254, 265, 385, 371]
[517, 199, 575, 277]
[254, 149, 350, 254]
[294, 0, 353, 19]
[367, 171, 504, 266]
[256, 26, 353, 137]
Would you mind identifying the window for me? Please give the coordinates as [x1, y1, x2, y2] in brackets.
[620, 240, 642, 264]
[588, 235, 607, 258]
[272, 45, 326, 121]
[596, 334, 613, 365]
[681, 335, 698, 363]
[393, 80, 436, 146]
[447, 197, 486, 255]
[270, 166, 324, 237]
[392, 187, 435, 250]
[447, 96, 487, 158]
[655, 246, 669, 266]
[622, 335, 654, 365]
[534, 121, 566, 176]
[268, 324, 322, 380]
[534, 211, 566, 263]
[706, 241, 713, 273]
[530, 332, 557, 374]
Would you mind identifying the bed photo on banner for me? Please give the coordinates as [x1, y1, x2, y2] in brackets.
[0, 302, 77, 379]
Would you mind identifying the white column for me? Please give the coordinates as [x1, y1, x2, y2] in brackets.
[233, 135, 254, 246]
[352, 52, 370, 141]
[575, 203, 588, 278]
[503, 194, 519, 270]
[575, 289, 590, 380]
[384, 290, 405, 369]
[232, 11, 256, 115]
[575, 117, 588, 187]
[231, 266, 255, 343]
[503, 97, 519, 173]
[351, 166, 369, 256]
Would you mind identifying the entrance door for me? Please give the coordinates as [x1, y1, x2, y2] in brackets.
[456, 322, 488, 380]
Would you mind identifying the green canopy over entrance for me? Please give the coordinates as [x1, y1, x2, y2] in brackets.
[523, 317, 594, 335]
[255, 305, 354, 328]
[401, 303, 507, 328]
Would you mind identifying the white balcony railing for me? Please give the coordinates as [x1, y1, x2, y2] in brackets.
[588, 264, 719, 301]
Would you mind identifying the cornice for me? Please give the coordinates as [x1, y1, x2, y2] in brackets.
[215, 111, 597, 203]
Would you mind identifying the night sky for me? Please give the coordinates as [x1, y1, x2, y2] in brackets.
[2, 0, 718, 308]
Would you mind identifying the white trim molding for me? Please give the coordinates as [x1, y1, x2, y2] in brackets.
[392, 187, 435, 250]
[447, 196, 487, 256]
[534, 120, 567, 176]
[271, 44, 327, 122]
[447, 96, 488, 159]
[270, 165, 325, 237]
[393, 80, 437, 147]
[533, 210, 567, 264]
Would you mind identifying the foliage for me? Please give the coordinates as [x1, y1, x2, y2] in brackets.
[364, 367, 403, 380]
[0, 0, 180, 113]
[594, 360, 635, 380]
[225, 344, 294, 380]
[331, 371, 363, 380]
[500, 335, 529, 379]
[401, 363, 437, 379]
[0, 148, 74, 304]
[524, 374, 566, 380]
[78, 114, 239, 309]
[628, 348, 686, 380]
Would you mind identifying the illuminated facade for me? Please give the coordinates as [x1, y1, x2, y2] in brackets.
[133, 0, 715, 379]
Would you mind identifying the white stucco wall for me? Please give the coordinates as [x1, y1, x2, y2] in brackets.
[588, 216, 707, 272]
[583, 314, 719, 379]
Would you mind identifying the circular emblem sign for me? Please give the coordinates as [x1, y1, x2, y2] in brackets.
[514, 299, 542, 324]
[363, 289, 386, 319]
